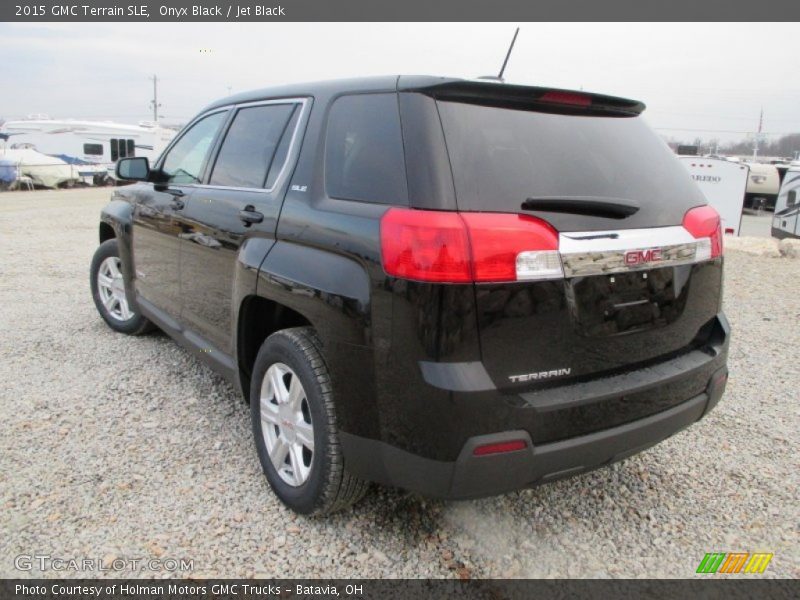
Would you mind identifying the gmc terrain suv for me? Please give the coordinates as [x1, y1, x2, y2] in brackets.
[90, 76, 729, 515]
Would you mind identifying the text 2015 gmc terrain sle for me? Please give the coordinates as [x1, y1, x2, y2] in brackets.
[91, 76, 730, 515]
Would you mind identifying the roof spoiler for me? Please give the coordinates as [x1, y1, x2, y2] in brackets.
[399, 79, 645, 117]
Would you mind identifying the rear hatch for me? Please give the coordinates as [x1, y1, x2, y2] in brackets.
[430, 83, 723, 392]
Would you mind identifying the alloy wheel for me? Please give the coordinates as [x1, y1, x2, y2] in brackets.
[96, 256, 133, 321]
[260, 362, 314, 486]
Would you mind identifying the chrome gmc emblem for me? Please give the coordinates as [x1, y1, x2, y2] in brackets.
[624, 248, 663, 265]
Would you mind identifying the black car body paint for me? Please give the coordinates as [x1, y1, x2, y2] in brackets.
[98, 75, 730, 499]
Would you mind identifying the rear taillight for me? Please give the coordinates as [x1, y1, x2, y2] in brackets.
[683, 205, 723, 260]
[461, 213, 561, 282]
[380, 208, 562, 283]
[379, 209, 471, 282]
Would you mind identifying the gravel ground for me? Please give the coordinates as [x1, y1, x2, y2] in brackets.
[739, 212, 773, 238]
[1, 188, 798, 579]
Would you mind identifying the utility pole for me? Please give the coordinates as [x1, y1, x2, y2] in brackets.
[149, 75, 162, 124]
[753, 107, 763, 161]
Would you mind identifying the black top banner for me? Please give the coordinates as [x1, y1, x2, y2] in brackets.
[3, 0, 800, 22]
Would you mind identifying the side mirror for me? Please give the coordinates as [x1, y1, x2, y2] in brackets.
[115, 157, 150, 181]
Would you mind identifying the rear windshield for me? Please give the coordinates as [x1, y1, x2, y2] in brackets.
[437, 101, 703, 213]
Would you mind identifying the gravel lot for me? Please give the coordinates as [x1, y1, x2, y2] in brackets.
[1, 188, 798, 579]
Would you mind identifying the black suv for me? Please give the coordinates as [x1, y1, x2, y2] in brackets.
[91, 76, 729, 515]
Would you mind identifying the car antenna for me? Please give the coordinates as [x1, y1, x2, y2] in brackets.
[477, 27, 520, 83]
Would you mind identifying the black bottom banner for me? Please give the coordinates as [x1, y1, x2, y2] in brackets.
[2, 579, 798, 600]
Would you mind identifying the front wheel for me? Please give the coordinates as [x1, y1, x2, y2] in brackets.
[90, 239, 153, 335]
[250, 327, 368, 515]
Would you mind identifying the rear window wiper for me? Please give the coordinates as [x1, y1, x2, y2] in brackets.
[521, 196, 640, 219]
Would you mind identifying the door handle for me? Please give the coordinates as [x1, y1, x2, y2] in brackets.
[170, 199, 185, 210]
[167, 188, 185, 197]
[239, 206, 264, 225]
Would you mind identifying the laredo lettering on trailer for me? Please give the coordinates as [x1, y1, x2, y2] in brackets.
[693, 175, 722, 183]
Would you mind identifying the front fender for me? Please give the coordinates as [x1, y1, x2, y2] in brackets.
[99, 198, 136, 307]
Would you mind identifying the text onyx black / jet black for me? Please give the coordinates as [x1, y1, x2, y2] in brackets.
[90, 76, 730, 515]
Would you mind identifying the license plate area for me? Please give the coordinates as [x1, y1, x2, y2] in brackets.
[566, 265, 692, 337]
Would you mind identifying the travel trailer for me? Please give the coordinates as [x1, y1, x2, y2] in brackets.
[743, 162, 781, 210]
[679, 156, 749, 235]
[0, 118, 175, 184]
[771, 163, 800, 239]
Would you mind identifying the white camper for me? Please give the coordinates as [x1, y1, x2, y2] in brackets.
[679, 156, 749, 236]
[743, 162, 781, 210]
[0, 118, 175, 184]
[771, 163, 800, 240]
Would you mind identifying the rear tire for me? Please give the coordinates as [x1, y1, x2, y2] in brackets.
[90, 239, 153, 335]
[250, 327, 368, 515]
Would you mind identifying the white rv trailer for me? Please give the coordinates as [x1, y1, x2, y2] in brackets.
[0, 119, 175, 183]
[771, 163, 800, 240]
[743, 162, 781, 210]
[679, 156, 749, 236]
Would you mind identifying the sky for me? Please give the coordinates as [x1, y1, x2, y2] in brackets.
[1, 22, 798, 143]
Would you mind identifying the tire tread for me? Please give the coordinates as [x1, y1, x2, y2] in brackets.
[257, 327, 368, 515]
[90, 239, 154, 336]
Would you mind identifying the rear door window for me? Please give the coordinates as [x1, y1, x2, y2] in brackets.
[209, 103, 297, 189]
[265, 105, 301, 189]
[325, 93, 408, 205]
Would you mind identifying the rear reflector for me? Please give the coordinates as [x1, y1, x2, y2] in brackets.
[683, 205, 723, 259]
[473, 440, 528, 456]
[380, 208, 562, 283]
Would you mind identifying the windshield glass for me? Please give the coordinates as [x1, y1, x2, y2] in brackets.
[437, 101, 704, 213]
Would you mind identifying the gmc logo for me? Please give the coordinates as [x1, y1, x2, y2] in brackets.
[625, 248, 663, 265]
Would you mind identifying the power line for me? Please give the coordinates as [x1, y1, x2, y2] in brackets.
[648, 110, 800, 124]
[654, 127, 799, 136]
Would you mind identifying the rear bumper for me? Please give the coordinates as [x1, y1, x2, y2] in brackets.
[341, 313, 730, 500]
[342, 367, 727, 499]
